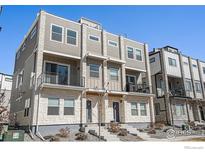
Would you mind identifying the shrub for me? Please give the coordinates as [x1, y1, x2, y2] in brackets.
[59, 127, 70, 138]
[118, 129, 128, 136]
[75, 132, 87, 141]
[109, 122, 120, 133]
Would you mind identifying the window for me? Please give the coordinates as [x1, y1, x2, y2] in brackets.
[110, 68, 119, 81]
[90, 64, 100, 78]
[155, 103, 160, 115]
[16, 50, 20, 60]
[195, 82, 201, 92]
[30, 26, 37, 39]
[47, 98, 59, 115]
[24, 98, 30, 117]
[185, 80, 192, 91]
[127, 47, 134, 59]
[140, 103, 147, 116]
[168, 57, 177, 67]
[89, 35, 99, 41]
[203, 67, 205, 74]
[183, 61, 188, 65]
[51, 24, 63, 42]
[193, 64, 197, 68]
[131, 103, 138, 116]
[150, 57, 155, 63]
[66, 29, 77, 45]
[64, 99, 75, 115]
[135, 49, 142, 61]
[108, 40, 118, 47]
[174, 104, 185, 116]
[5, 77, 12, 82]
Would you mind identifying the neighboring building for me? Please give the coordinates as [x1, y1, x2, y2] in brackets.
[150, 46, 205, 126]
[10, 11, 155, 135]
[0, 73, 13, 108]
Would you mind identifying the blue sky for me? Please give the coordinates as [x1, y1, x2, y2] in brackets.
[0, 5, 205, 75]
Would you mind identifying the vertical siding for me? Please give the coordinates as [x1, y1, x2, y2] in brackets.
[106, 33, 120, 59]
[149, 53, 161, 75]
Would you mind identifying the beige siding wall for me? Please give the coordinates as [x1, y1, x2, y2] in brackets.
[107, 62, 122, 91]
[149, 53, 161, 76]
[106, 33, 120, 59]
[191, 59, 200, 81]
[43, 14, 81, 57]
[182, 56, 191, 79]
[86, 27, 102, 56]
[86, 58, 103, 89]
[123, 39, 146, 71]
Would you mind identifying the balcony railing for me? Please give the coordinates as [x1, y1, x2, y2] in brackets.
[126, 83, 150, 93]
[38, 73, 85, 87]
[169, 87, 188, 97]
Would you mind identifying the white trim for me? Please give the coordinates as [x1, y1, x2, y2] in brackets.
[107, 57, 126, 64]
[108, 40, 118, 47]
[88, 34, 100, 42]
[125, 66, 146, 72]
[43, 50, 81, 60]
[86, 52, 107, 60]
[65, 28, 78, 47]
[44, 60, 70, 85]
[50, 23, 64, 43]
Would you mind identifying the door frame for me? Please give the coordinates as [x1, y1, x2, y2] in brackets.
[86, 100, 92, 123]
[113, 102, 120, 122]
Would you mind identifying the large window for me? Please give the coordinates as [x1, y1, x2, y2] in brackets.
[109, 68, 119, 81]
[127, 47, 134, 59]
[66, 29, 77, 45]
[89, 35, 99, 42]
[64, 99, 75, 115]
[140, 103, 147, 116]
[47, 98, 59, 115]
[185, 80, 192, 91]
[195, 82, 201, 92]
[135, 49, 142, 61]
[51, 24, 63, 42]
[131, 103, 138, 116]
[174, 104, 185, 116]
[90, 64, 100, 78]
[168, 57, 177, 67]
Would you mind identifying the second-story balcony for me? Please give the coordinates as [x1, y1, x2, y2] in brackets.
[38, 73, 85, 91]
[126, 83, 150, 94]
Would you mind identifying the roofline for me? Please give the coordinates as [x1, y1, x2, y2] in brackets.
[0, 72, 13, 77]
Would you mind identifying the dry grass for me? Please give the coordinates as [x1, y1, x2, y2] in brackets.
[183, 137, 205, 142]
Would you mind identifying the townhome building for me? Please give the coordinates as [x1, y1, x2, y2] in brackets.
[149, 46, 205, 126]
[0, 73, 13, 108]
[10, 10, 155, 135]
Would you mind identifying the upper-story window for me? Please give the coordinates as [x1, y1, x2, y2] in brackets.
[66, 29, 77, 45]
[89, 35, 100, 42]
[203, 67, 205, 74]
[51, 24, 63, 42]
[109, 68, 119, 81]
[195, 82, 201, 92]
[16, 50, 20, 60]
[108, 40, 118, 47]
[22, 43, 26, 51]
[135, 49, 142, 61]
[150, 57, 155, 63]
[127, 47, 134, 59]
[90, 64, 100, 78]
[185, 80, 192, 91]
[193, 64, 197, 68]
[30, 26, 37, 40]
[168, 57, 177, 67]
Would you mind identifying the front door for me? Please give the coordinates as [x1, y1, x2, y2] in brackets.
[86, 100, 92, 123]
[113, 102, 120, 122]
[199, 106, 205, 121]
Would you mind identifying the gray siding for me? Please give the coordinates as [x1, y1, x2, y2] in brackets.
[43, 14, 81, 57]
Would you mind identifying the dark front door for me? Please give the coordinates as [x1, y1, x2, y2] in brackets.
[58, 65, 68, 85]
[113, 102, 120, 122]
[199, 106, 205, 121]
[86, 100, 92, 123]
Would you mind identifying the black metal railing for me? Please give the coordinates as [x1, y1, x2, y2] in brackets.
[169, 87, 186, 97]
[126, 83, 150, 93]
[37, 73, 85, 87]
